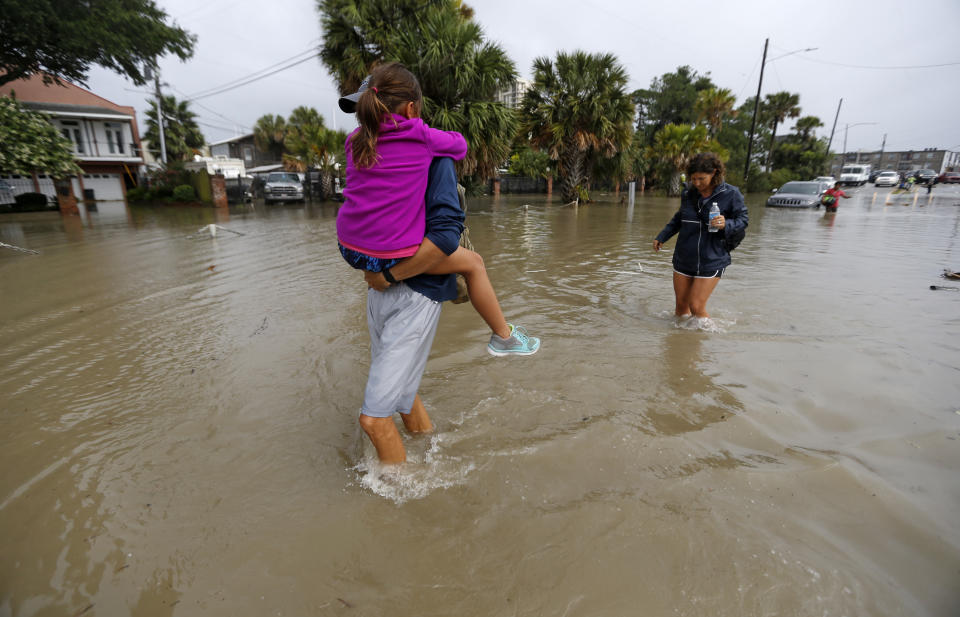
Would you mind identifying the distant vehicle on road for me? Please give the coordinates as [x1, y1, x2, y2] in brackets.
[937, 171, 960, 184]
[263, 172, 304, 204]
[839, 164, 871, 186]
[766, 181, 825, 208]
[814, 176, 837, 189]
[911, 169, 938, 184]
[874, 171, 901, 187]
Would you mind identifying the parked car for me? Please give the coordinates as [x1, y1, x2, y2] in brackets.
[814, 176, 837, 189]
[937, 171, 960, 184]
[912, 169, 938, 184]
[868, 169, 883, 183]
[874, 171, 901, 187]
[262, 172, 304, 204]
[766, 181, 825, 208]
[0, 179, 14, 206]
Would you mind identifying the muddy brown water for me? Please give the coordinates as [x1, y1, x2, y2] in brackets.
[2, 186, 959, 616]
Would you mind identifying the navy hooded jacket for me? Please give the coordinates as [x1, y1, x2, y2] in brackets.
[404, 157, 465, 302]
[655, 182, 749, 274]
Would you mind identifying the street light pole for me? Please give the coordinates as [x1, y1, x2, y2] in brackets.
[842, 122, 878, 159]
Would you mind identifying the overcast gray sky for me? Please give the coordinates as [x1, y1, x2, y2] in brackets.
[86, 0, 960, 155]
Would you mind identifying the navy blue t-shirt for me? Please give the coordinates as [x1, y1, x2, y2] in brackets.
[404, 157, 465, 302]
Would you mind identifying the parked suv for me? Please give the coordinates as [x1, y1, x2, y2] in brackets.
[937, 171, 960, 184]
[263, 172, 304, 204]
[911, 169, 938, 184]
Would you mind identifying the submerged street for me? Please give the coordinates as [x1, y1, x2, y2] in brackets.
[2, 185, 959, 616]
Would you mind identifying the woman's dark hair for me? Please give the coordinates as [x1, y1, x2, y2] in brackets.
[687, 152, 725, 189]
[350, 62, 423, 169]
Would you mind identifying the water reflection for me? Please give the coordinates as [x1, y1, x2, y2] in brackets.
[647, 329, 744, 437]
[2, 188, 960, 616]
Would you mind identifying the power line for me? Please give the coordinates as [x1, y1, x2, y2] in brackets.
[184, 44, 319, 100]
[169, 85, 251, 131]
[187, 54, 319, 101]
[789, 55, 960, 71]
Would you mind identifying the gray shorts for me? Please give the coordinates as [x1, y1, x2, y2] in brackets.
[362, 283, 442, 418]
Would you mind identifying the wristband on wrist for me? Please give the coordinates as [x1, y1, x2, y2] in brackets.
[383, 268, 398, 284]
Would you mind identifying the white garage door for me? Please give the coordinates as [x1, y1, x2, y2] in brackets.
[78, 174, 125, 201]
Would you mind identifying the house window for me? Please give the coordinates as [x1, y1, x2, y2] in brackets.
[103, 123, 125, 154]
[242, 145, 253, 163]
[61, 120, 85, 154]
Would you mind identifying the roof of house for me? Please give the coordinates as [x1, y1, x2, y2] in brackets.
[21, 101, 135, 119]
[209, 133, 254, 146]
[1, 73, 142, 141]
[0, 73, 136, 115]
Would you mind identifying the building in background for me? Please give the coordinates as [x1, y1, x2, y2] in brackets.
[494, 78, 532, 109]
[209, 134, 278, 170]
[0, 73, 144, 202]
[830, 148, 960, 176]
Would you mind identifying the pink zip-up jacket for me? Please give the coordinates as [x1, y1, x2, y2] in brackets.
[336, 114, 468, 257]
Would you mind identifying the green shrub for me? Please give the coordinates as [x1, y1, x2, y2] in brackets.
[125, 186, 151, 202]
[172, 184, 196, 201]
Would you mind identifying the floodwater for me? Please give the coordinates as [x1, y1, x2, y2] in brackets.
[1, 186, 959, 617]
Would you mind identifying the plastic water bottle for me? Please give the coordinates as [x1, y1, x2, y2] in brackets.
[708, 203, 720, 233]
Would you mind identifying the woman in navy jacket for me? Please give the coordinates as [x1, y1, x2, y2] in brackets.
[653, 152, 748, 320]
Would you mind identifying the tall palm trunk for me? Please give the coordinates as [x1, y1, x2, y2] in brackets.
[320, 170, 334, 200]
[560, 144, 586, 202]
[668, 171, 684, 196]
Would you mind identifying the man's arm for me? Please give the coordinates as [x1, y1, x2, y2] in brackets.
[366, 157, 464, 288]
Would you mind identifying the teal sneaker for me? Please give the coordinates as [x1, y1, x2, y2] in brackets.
[487, 324, 540, 357]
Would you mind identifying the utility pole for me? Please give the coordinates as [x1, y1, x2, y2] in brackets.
[153, 64, 167, 165]
[827, 99, 843, 164]
[825, 98, 842, 174]
[879, 133, 886, 164]
[743, 38, 769, 184]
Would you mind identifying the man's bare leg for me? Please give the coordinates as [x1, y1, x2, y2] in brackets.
[401, 394, 433, 433]
[358, 414, 406, 464]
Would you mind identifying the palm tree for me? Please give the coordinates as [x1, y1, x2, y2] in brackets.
[317, 0, 517, 182]
[695, 87, 737, 138]
[761, 91, 801, 169]
[284, 108, 346, 199]
[793, 115, 823, 142]
[647, 123, 712, 196]
[143, 94, 204, 162]
[253, 114, 287, 163]
[520, 51, 634, 202]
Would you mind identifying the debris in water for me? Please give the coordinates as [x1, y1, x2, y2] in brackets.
[250, 317, 268, 337]
[0, 241, 39, 254]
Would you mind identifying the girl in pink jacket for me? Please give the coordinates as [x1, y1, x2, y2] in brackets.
[337, 62, 539, 356]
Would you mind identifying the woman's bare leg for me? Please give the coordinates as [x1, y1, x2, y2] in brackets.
[424, 247, 510, 339]
[673, 271, 694, 317]
[687, 277, 721, 317]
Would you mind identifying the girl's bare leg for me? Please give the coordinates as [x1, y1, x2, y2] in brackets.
[424, 247, 510, 339]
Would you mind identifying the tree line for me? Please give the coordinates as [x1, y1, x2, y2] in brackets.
[316, 0, 830, 201]
[0, 0, 831, 202]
